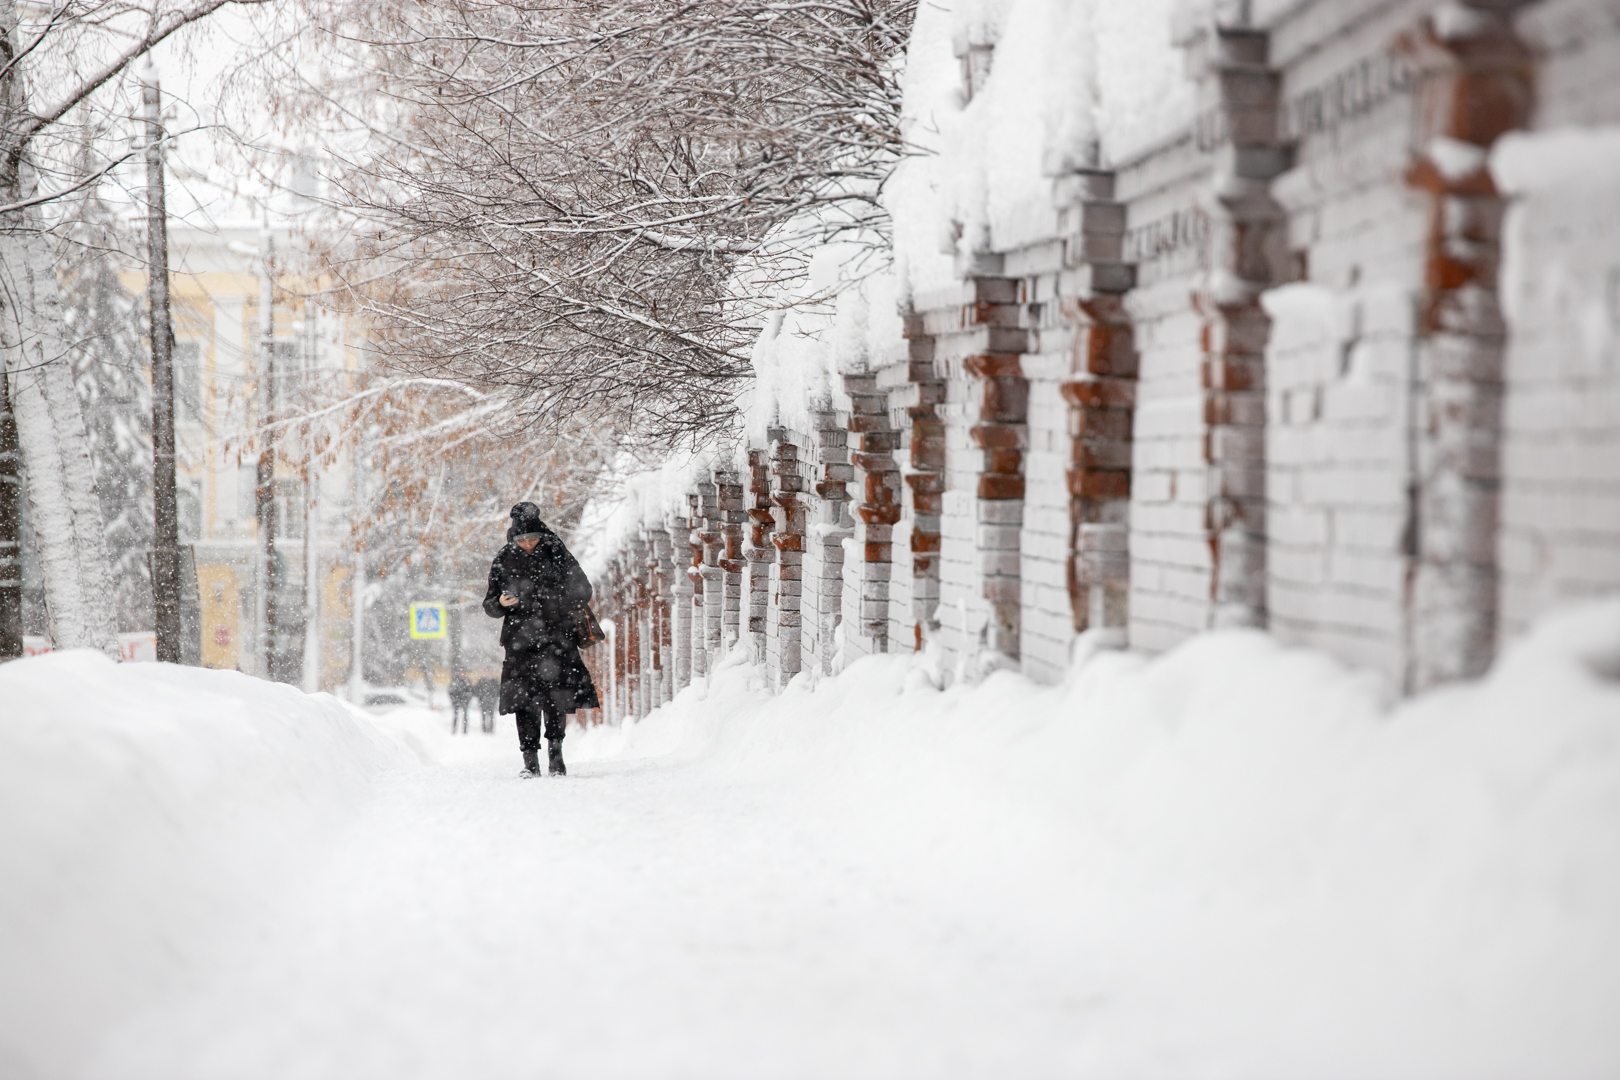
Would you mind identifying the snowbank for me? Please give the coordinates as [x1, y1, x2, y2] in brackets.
[596, 602, 1620, 1077]
[0, 653, 423, 1080]
[6, 606, 1617, 1077]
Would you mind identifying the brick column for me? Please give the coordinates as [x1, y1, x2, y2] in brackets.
[1057, 167, 1137, 643]
[648, 522, 673, 708]
[903, 310, 946, 648]
[602, 560, 625, 721]
[1195, 23, 1287, 629]
[666, 510, 693, 694]
[844, 372, 902, 651]
[694, 477, 724, 669]
[770, 435, 806, 685]
[810, 405, 854, 671]
[686, 490, 709, 680]
[617, 551, 642, 718]
[744, 448, 775, 664]
[964, 276, 1030, 660]
[1400, 3, 1534, 688]
[629, 533, 652, 718]
[715, 461, 746, 652]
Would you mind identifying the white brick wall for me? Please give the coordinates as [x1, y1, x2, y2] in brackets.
[1497, 171, 1620, 635]
[591, 0, 1620, 700]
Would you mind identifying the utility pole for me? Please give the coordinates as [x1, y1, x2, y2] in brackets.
[142, 59, 182, 664]
[0, 375, 19, 660]
[302, 307, 320, 692]
[348, 423, 366, 702]
[254, 223, 283, 680]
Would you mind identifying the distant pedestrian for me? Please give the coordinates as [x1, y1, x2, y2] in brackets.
[483, 502, 600, 776]
[473, 676, 499, 734]
[448, 674, 473, 734]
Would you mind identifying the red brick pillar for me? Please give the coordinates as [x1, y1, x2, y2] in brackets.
[810, 405, 854, 671]
[964, 277, 1030, 660]
[693, 477, 724, 669]
[648, 523, 672, 708]
[1399, 3, 1534, 688]
[844, 372, 901, 651]
[629, 533, 651, 718]
[904, 309, 946, 648]
[1195, 23, 1287, 629]
[715, 461, 746, 652]
[666, 510, 693, 693]
[686, 490, 709, 680]
[1057, 167, 1137, 643]
[770, 436, 806, 684]
[617, 551, 642, 719]
[744, 448, 775, 664]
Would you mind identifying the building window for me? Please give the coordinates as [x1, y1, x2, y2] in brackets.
[276, 479, 304, 539]
[178, 480, 202, 542]
[238, 464, 259, 522]
[271, 340, 300, 411]
[172, 340, 203, 424]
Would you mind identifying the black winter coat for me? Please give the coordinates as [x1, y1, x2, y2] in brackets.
[482, 526, 599, 716]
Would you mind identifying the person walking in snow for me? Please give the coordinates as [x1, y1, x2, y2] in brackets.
[483, 502, 599, 776]
[473, 675, 499, 734]
[448, 674, 473, 734]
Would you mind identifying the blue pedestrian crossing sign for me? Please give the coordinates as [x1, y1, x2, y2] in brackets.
[409, 602, 448, 640]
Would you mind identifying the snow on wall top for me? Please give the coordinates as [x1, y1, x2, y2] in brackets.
[889, 0, 1196, 298]
[585, 0, 1197, 563]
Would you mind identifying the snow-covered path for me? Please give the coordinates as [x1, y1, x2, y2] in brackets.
[7, 609, 1620, 1080]
[92, 715, 1099, 1080]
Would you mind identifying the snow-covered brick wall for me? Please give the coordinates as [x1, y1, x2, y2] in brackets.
[1122, 159, 1213, 653]
[587, 0, 1620, 703]
[1257, 6, 1433, 684]
[1494, 123, 1620, 637]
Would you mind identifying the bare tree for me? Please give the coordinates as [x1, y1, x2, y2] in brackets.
[247, 0, 915, 451]
[0, 0, 266, 657]
[229, 362, 612, 683]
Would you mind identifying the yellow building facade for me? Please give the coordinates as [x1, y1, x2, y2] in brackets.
[123, 223, 362, 689]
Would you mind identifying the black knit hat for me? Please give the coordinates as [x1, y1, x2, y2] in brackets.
[508, 502, 546, 542]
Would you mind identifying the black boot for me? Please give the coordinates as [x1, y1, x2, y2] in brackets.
[521, 747, 541, 777]
[547, 739, 566, 776]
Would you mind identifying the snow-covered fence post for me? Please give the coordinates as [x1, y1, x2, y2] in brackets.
[694, 480, 724, 670]
[613, 550, 636, 719]
[715, 461, 746, 652]
[667, 509, 693, 693]
[810, 405, 854, 673]
[1399, 2, 1534, 689]
[964, 276, 1031, 664]
[635, 531, 654, 718]
[649, 521, 673, 708]
[686, 490, 708, 680]
[1056, 166, 1137, 644]
[769, 435, 806, 686]
[1190, 21, 1288, 630]
[744, 448, 775, 664]
[612, 557, 631, 721]
[843, 372, 902, 654]
[903, 309, 946, 649]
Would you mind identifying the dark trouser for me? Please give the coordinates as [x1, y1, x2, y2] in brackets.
[513, 702, 567, 753]
[452, 702, 469, 733]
